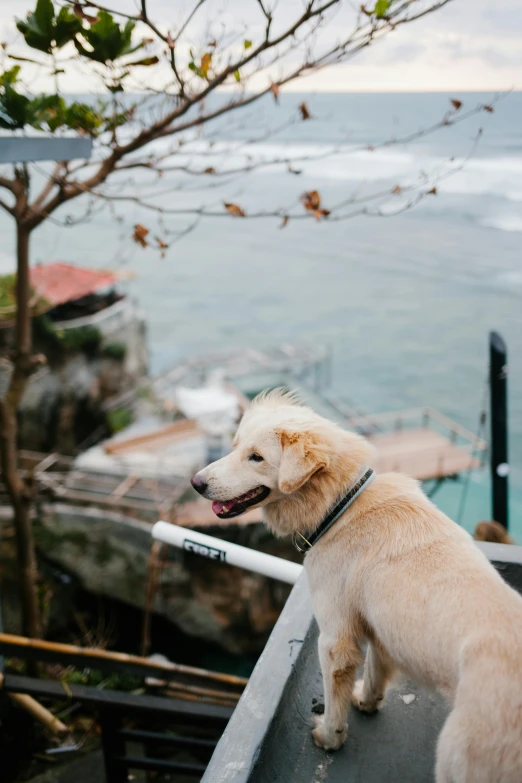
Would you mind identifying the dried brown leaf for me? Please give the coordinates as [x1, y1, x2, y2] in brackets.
[483, 104, 494, 113]
[427, 187, 437, 195]
[270, 83, 280, 103]
[132, 224, 149, 248]
[299, 101, 311, 120]
[156, 237, 169, 257]
[203, 167, 216, 174]
[280, 216, 289, 229]
[301, 190, 321, 211]
[224, 202, 246, 218]
[73, 3, 99, 23]
[313, 208, 331, 221]
[392, 185, 402, 195]
[450, 98, 462, 110]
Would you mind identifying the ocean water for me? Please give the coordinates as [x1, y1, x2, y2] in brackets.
[1, 91, 522, 535]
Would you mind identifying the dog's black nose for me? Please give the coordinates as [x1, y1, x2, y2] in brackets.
[191, 474, 208, 495]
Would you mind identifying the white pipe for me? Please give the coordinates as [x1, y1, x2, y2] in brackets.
[152, 521, 303, 585]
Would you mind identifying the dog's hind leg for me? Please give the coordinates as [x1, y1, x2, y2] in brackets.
[352, 642, 395, 713]
[435, 709, 471, 783]
[312, 633, 363, 751]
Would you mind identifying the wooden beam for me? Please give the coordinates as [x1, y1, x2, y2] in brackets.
[104, 419, 201, 455]
[0, 634, 247, 690]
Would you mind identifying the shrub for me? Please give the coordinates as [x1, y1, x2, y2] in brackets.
[106, 406, 132, 433]
[101, 341, 126, 360]
[59, 325, 102, 353]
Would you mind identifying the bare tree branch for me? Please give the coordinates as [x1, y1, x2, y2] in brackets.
[171, 0, 208, 42]
[31, 163, 62, 209]
[0, 198, 15, 215]
[17, 0, 471, 235]
[0, 175, 16, 194]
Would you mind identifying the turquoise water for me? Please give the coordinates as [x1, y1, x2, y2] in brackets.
[1, 91, 521, 535]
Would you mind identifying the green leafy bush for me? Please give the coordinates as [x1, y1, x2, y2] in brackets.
[58, 324, 102, 353]
[106, 406, 132, 433]
[101, 341, 127, 360]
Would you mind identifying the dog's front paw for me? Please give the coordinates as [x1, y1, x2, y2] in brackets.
[351, 679, 383, 714]
[312, 714, 347, 751]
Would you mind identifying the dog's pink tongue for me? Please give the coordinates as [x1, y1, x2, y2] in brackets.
[212, 500, 226, 515]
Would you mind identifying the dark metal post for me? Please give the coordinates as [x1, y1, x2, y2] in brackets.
[99, 709, 128, 783]
[489, 331, 509, 529]
[0, 587, 4, 675]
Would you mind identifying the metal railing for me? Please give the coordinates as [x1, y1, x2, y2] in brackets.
[52, 297, 136, 336]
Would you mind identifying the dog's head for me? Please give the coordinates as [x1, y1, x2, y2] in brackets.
[191, 389, 374, 536]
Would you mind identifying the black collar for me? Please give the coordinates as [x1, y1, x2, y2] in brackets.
[292, 468, 375, 553]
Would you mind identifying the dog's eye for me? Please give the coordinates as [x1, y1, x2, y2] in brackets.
[249, 453, 264, 463]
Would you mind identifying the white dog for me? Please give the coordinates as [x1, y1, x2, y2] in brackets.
[191, 390, 522, 783]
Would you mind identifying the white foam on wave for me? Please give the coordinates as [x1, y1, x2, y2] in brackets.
[481, 214, 522, 233]
[148, 134, 522, 205]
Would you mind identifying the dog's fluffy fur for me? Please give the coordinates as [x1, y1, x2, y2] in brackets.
[193, 390, 522, 782]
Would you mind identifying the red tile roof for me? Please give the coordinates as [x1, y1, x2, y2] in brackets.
[30, 262, 118, 307]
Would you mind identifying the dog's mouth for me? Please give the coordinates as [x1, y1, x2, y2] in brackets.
[211, 486, 271, 519]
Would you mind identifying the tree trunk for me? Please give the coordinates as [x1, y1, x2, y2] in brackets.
[0, 220, 40, 639]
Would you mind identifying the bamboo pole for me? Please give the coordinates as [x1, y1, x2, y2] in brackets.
[146, 678, 243, 702]
[164, 688, 239, 708]
[0, 673, 68, 735]
[0, 633, 248, 688]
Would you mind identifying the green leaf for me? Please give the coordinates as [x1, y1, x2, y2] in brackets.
[76, 10, 138, 63]
[234, 69, 241, 82]
[34, 0, 54, 37]
[125, 56, 159, 67]
[16, 0, 55, 53]
[374, 0, 390, 17]
[0, 66, 21, 88]
[29, 93, 66, 131]
[188, 61, 197, 73]
[65, 101, 103, 134]
[0, 83, 31, 129]
[54, 6, 83, 48]
[119, 19, 138, 56]
[243, 39, 252, 49]
[16, 0, 82, 52]
[104, 108, 132, 130]
[0, 67, 29, 129]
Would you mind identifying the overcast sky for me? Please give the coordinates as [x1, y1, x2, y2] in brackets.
[0, 0, 520, 92]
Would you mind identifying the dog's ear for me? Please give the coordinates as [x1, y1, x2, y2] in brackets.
[277, 429, 329, 494]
